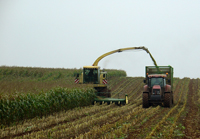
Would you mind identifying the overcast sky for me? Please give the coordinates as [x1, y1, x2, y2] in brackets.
[1, 1, 200, 78]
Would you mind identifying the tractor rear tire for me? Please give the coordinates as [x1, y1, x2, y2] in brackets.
[164, 93, 172, 107]
[143, 93, 149, 108]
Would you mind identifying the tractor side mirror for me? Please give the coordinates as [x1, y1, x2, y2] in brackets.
[103, 74, 105, 78]
[143, 79, 146, 83]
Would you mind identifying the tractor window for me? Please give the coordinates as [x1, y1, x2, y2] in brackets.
[163, 78, 166, 86]
[83, 68, 98, 84]
[150, 78, 164, 87]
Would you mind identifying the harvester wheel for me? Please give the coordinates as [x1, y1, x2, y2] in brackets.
[164, 93, 172, 107]
[143, 93, 149, 108]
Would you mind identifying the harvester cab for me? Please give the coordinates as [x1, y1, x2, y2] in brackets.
[83, 67, 99, 84]
[75, 66, 110, 97]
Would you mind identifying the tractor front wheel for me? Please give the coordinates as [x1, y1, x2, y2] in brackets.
[143, 93, 149, 108]
[164, 93, 172, 107]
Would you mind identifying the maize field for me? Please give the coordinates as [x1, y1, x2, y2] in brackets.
[0, 66, 200, 138]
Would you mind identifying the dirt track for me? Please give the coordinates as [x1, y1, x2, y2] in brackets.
[183, 79, 200, 138]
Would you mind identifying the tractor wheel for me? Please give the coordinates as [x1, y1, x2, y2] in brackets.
[143, 93, 149, 108]
[164, 93, 172, 107]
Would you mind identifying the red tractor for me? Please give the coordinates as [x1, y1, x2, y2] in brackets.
[143, 66, 174, 108]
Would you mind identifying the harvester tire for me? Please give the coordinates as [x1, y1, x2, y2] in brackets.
[164, 93, 172, 107]
[143, 93, 149, 108]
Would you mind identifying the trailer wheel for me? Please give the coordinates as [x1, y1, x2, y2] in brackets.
[143, 93, 149, 108]
[164, 93, 172, 107]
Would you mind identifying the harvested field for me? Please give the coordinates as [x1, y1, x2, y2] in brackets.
[0, 67, 200, 139]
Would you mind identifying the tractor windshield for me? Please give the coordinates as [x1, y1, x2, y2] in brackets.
[150, 78, 165, 87]
[83, 68, 98, 84]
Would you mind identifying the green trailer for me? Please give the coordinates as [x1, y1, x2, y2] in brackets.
[143, 66, 174, 108]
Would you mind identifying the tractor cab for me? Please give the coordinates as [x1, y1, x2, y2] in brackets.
[150, 77, 166, 87]
[147, 74, 167, 97]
